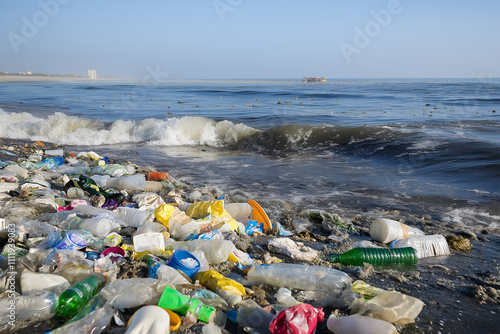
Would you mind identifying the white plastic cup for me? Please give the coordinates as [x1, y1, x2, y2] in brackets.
[55, 232, 87, 250]
[369, 218, 424, 243]
[390, 234, 450, 259]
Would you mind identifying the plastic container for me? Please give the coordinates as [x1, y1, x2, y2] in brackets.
[116, 207, 154, 227]
[390, 234, 450, 259]
[326, 314, 398, 334]
[100, 246, 126, 259]
[224, 203, 253, 224]
[106, 174, 146, 191]
[54, 275, 103, 318]
[246, 263, 352, 291]
[55, 232, 88, 250]
[329, 247, 418, 266]
[158, 286, 216, 323]
[369, 218, 424, 243]
[133, 232, 165, 252]
[167, 249, 201, 278]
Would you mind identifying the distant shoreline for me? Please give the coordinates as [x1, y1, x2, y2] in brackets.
[0, 75, 128, 83]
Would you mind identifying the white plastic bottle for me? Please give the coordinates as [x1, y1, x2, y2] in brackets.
[390, 234, 450, 259]
[115, 207, 154, 227]
[246, 263, 352, 291]
[370, 218, 424, 243]
[326, 314, 398, 334]
[106, 174, 146, 191]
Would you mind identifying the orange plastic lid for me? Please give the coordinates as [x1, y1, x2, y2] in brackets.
[165, 309, 181, 331]
[248, 199, 272, 232]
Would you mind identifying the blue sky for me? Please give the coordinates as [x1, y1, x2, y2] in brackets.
[1, 0, 499, 79]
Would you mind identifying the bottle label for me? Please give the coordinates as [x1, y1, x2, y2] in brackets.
[68, 286, 85, 299]
[80, 282, 92, 293]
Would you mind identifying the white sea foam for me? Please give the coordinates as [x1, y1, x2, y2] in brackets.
[443, 207, 500, 232]
[0, 109, 259, 146]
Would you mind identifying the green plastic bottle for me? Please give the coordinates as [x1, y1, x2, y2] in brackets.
[54, 275, 103, 318]
[158, 286, 216, 323]
[75, 175, 110, 197]
[329, 247, 418, 266]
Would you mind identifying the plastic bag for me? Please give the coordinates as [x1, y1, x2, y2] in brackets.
[185, 200, 239, 231]
[350, 291, 424, 326]
[269, 304, 324, 334]
[195, 270, 246, 296]
[267, 238, 318, 261]
[155, 204, 191, 228]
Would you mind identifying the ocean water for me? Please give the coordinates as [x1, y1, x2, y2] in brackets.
[0, 79, 499, 233]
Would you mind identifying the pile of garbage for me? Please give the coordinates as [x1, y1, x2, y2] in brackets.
[0, 143, 465, 334]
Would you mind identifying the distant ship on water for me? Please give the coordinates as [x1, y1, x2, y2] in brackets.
[303, 77, 327, 84]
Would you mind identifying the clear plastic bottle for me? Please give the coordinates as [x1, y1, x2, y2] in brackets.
[390, 234, 450, 259]
[246, 263, 352, 291]
[105, 174, 146, 191]
[329, 247, 418, 266]
[65, 214, 121, 238]
[179, 239, 236, 264]
[54, 275, 103, 318]
[0, 291, 57, 329]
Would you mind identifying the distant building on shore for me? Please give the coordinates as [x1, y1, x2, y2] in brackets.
[88, 69, 97, 79]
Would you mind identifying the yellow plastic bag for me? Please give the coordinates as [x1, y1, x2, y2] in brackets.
[186, 200, 224, 218]
[186, 201, 239, 231]
[154, 204, 176, 228]
[195, 270, 246, 296]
